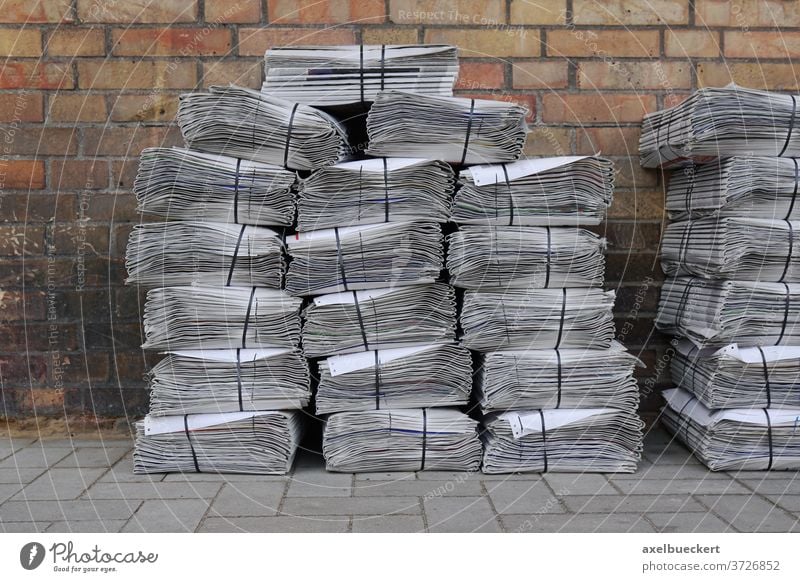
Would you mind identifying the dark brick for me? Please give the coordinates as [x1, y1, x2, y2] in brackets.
[0, 322, 80, 351]
[0, 354, 48, 385]
[67, 386, 149, 418]
[83, 322, 143, 350]
[606, 253, 664, 285]
[0, 289, 46, 321]
[53, 224, 111, 255]
[51, 351, 111, 384]
[2, 193, 76, 223]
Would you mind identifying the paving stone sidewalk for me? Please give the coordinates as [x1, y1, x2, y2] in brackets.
[1, 428, 797, 533]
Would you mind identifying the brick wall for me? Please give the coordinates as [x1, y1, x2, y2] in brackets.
[1, 0, 797, 423]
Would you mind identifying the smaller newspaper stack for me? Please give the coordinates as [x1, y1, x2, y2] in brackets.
[647, 86, 800, 470]
[447, 157, 643, 473]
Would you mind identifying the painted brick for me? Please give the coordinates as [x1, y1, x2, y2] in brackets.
[47, 28, 106, 56]
[390, 0, 505, 24]
[48, 94, 108, 122]
[77, 0, 199, 23]
[206, 0, 261, 23]
[665, 29, 720, 58]
[572, 0, 689, 25]
[424, 28, 541, 58]
[77, 59, 197, 89]
[510, 0, 566, 24]
[546, 29, 659, 57]
[512, 60, 569, 89]
[270, 0, 386, 24]
[112, 28, 232, 56]
[238, 28, 357, 55]
[542, 93, 657, 124]
[0, 29, 43, 57]
[577, 61, 691, 90]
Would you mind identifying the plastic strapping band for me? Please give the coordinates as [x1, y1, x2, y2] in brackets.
[357, 167, 364, 222]
[359, 44, 365, 103]
[334, 227, 349, 291]
[544, 226, 552, 289]
[764, 408, 774, 471]
[382, 158, 390, 223]
[459, 99, 476, 166]
[779, 220, 794, 283]
[235, 348, 244, 412]
[778, 95, 797, 157]
[675, 278, 698, 332]
[684, 162, 696, 215]
[233, 158, 242, 224]
[241, 286, 257, 349]
[420, 408, 428, 471]
[677, 395, 695, 447]
[501, 163, 514, 226]
[184, 415, 201, 473]
[787, 158, 800, 220]
[379, 45, 386, 91]
[678, 220, 694, 269]
[351, 291, 369, 351]
[374, 350, 381, 410]
[777, 282, 791, 345]
[554, 349, 562, 409]
[538, 409, 548, 473]
[554, 288, 567, 349]
[226, 224, 247, 287]
[283, 103, 299, 167]
[757, 346, 772, 408]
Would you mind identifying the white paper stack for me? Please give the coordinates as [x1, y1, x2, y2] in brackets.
[177, 85, 348, 170]
[661, 217, 800, 281]
[297, 158, 454, 230]
[301, 284, 457, 357]
[665, 156, 800, 221]
[148, 348, 311, 416]
[262, 44, 458, 106]
[640, 85, 800, 168]
[481, 408, 644, 474]
[134, 147, 296, 226]
[446, 226, 606, 290]
[125, 222, 284, 288]
[671, 340, 800, 409]
[142, 286, 302, 350]
[133, 411, 304, 475]
[285, 221, 443, 296]
[323, 408, 482, 472]
[661, 388, 800, 471]
[452, 157, 614, 226]
[315, 343, 472, 414]
[366, 91, 528, 164]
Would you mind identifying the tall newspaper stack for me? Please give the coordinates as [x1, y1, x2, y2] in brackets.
[450, 158, 644, 473]
[125, 82, 363, 473]
[642, 85, 800, 470]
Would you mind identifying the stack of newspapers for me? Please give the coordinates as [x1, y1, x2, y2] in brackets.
[648, 86, 800, 470]
[447, 156, 643, 473]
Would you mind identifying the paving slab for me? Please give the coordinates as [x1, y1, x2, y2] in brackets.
[736, 478, 800, 495]
[543, 473, 618, 495]
[759, 494, 800, 513]
[0, 520, 50, 533]
[502, 512, 655, 533]
[0, 447, 73, 468]
[0, 467, 46, 484]
[561, 494, 705, 514]
[0, 500, 140, 522]
[613, 478, 750, 495]
[355, 472, 417, 481]
[352, 515, 425, 533]
[46, 520, 128, 533]
[485, 480, 565, 515]
[424, 496, 502, 533]
[0, 483, 25, 503]
[122, 499, 210, 533]
[647, 511, 733, 533]
[11, 468, 107, 501]
[53, 447, 130, 468]
[694, 494, 800, 532]
[83, 481, 223, 501]
[198, 516, 349, 533]
[353, 479, 483, 498]
[282, 496, 420, 516]
[207, 482, 284, 518]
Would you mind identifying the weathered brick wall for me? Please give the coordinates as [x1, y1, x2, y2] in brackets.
[1, 0, 796, 422]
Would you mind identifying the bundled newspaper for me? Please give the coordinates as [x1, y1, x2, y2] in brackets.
[323, 408, 482, 472]
[366, 91, 528, 164]
[297, 158, 454, 230]
[476, 343, 640, 413]
[142, 286, 302, 350]
[446, 226, 606, 290]
[460, 288, 616, 351]
[661, 217, 800, 281]
[640, 85, 800, 168]
[452, 157, 614, 226]
[661, 388, 800, 471]
[301, 283, 457, 357]
[147, 348, 311, 416]
[262, 44, 458, 106]
[125, 222, 284, 288]
[133, 410, 304, 475]
[177, 85, 348, 170]
[656, 278, 800, 346]
[134, 147, 296, 226]
[671, 340, 800, 409]
[315, 343, 472, 414]
[285, 221, 443, 296]
[481, 408, 644, 473]
[666, 156, 800, 221]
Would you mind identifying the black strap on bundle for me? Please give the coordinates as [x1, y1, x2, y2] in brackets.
[683, 162, 696, 214]
[359, 44, 365, 103]
[235, 348, 244, 411]
[544, 226, 552, 289]
[778, 95, 797, 158]
[500, 302, 513, 346]
[677, 219, 695, 269]
[233, 158, 242, 224]
[351, 290, 369, 351]
[554, 288, 567, 349]
[241, 286, 257, 349]
[763, 408, 775, 470]
[379, 44, 386, 92]
[420, 408, 428, 471]
[687, 344, 701, 392]
[676, 394, 695, 446]
[538, 409, 548, 473]
[374, 350, 382, 410]
[226, 224, 248, 287]
[554, 349, 562, 409]
[333, 227, 350, 291]
[787, 158, 799, 220]
[500, 164, 514, 226]
[183, 414, 201, 473]
[283, 103, 299, 168]
[356, 167, 364, 222]
[459, 99, 476, 166]
[756, 346, 772, 408]
[382, 157, 390, 223]
[675, 277, 699, 331]
[779, 220, 794, 283]
[777, 282, 791, 345]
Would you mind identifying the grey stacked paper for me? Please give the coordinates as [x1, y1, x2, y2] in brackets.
[135, 147, 296, 226]
[302, 284, 457, 357]
[143, 286, 302, 350]
[461, 288, 616, 351]
[671, 340, 800, 409]
[177, 85, 348, 170]
[323, 408, 481, 472]
[481, 409, 644, 474]
[366, 91, 527, 164]
[477, 343, 640, 413]
[452, 156, 614, 226]
[666, 157, 800, 221]
[262, 44, 458, 106]
[661, 388, 800, 471]
[640, 85, 800, 168]
[285, 221, 443, 296]
[655, 278, 800, 346]
[125, 222, 284, 288]
[133, 411, 304, 475]
[315, 343, 471, 414]
[297, 158, 454, 230]
[148, 348, 311, 415]
[661, 217, 800, 281]
[446, 226, 606, 290]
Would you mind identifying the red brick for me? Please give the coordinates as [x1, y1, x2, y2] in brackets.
[608, 190, 665, 220]
[77, 0, 199, 23]
[206, 0, 261, 23]
[391, 0, 505, 24]
[725, 31, 800, 59]
[424, 28, 541, 58]
[577, 61, 691, 90]
[665, 29, 720, 58]
[54, 225, 111, 256]
[112, 27, 232, 56]
[0, 0, 74, 23]
[11, 388, 66, 414]
[2, 193, 76, 223]
[524, 125, 572, 156]
[50, 160, 109, 190]
[109, 93, 180, 122]
[577, 127, 642, 156]
[202, 60, 263, 88]
[47, 28, 106, 57]
[572, 0, 689, 24]
[270, 0, 386, 24]
[48, 93, 108, 122]
[77, 59, 197, 89]
[1, 160, 46, 190]
[83, 126, 183, 157]
[456, 62, 505, 90]
[546, 29, 659, 58]
[542, 93, 656, 124]
[0, 355, 48, 386]
[4, 127, 78, 156]
[698, 62, 800, 92]
[512, 61, 569, 89]
[0, 226, 46, 256]
[0, 29, 43, 57]
[361, 27, 420, 45]
[0, 93, 44, 122]
[0, 62, 73, 89]
[0, 290, 45, 321]
[510, 0, 566, 24]
[238, 28, 357, 55]
[696, 0, 800, 27]
[454, 92, 536, 122]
